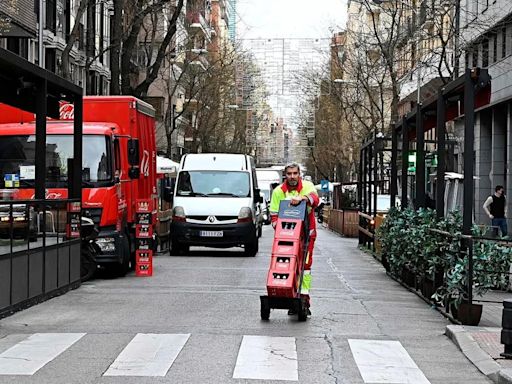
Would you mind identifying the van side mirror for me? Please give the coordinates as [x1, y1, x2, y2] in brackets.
[127, 139, 140, 166]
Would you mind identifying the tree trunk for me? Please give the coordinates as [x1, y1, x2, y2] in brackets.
[110, 0, 124, 95]
[61, 0, 89, 81]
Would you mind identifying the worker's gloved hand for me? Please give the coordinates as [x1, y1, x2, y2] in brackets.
[289, 196, 305, 206]
[272, 221, 277, 229]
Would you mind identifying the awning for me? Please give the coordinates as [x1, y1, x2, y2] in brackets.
[0, 14, 36, 38]
[157, 156, 180, 175]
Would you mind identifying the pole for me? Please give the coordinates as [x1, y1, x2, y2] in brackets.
[463, 68, 475, 305]
[38, 0, 44, 67]
[416, 103, 425, 208]
[391, 125, 398, 208]
[35, 79, 47, 199]
[401, 117, 409, 208]
[436, 89, 446, 218]
[463, 68, 475, 235]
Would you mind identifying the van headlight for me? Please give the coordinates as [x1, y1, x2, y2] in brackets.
[95, 237, 116, 252]
[237, 207, 253, 223]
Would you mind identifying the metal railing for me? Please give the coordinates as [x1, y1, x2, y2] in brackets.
[0, 198, 81, 317]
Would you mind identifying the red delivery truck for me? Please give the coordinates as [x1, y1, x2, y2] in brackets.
[0, 96, 164, 276]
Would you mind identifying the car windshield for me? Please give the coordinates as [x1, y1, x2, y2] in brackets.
[0, 134, 112, 188]
[176, 171, 250, 197]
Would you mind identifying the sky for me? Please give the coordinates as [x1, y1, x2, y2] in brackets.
[237, 0, 348, 40]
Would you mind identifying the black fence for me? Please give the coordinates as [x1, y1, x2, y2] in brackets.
[0, 199, 81, 318]
[384, 225, 512, 325]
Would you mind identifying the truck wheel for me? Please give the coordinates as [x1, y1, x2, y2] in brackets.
[80, 247, 96, 282]
[244, 238, 259, 257]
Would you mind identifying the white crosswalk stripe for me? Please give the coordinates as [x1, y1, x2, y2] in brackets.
[0, 333, 85, 375]
[103, 333, 190, 377]
[233, 335, 298, 381]
[0, 333, 434, 382]
[348, 339, 431, 384]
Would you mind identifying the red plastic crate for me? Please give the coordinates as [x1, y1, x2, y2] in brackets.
[135, 250, 153, 277]
[136, 262, 153, 276]
[135, 224, 153, 238]
[274, 219, 305, 240]
[271, 239, 302, 257]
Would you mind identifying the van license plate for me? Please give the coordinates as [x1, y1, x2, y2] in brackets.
[200, 231, 223, 237]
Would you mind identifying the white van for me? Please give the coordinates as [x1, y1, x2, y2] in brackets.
[256, 168, 282, 201]
[170, 153, 262, 256]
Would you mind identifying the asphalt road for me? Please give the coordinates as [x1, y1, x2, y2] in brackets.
[0, 225, 491, 383]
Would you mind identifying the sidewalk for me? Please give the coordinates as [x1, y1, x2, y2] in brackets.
[328, 221, 512, 383]
[444, 290, 512, 384]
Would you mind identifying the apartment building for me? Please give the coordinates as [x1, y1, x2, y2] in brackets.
[0, 0, 112, 94]
[396, 0, 455, 116]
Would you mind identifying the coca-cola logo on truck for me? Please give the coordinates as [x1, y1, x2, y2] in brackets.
[59, 103, 74, 120]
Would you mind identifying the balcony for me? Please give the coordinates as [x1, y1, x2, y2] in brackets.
[187, 11, 211, 40]
[170, 50, 186, 68]
[186, 50, 209, 71]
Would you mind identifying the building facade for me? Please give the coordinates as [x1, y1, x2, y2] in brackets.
[0, 0, 112, 94]
[458, 0, 512, 226]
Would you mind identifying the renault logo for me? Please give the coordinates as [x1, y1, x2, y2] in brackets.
[208, 216, 215, 223]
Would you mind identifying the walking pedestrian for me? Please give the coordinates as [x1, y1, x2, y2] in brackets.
[483, 185, 508, 237]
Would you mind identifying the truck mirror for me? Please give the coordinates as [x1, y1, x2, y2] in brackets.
[128, 167, 140, 179]
[127, 139, 140, 166]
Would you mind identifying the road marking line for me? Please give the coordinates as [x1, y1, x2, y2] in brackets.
[104, 333, 190, 377]
[327, 257, 356, 292]
[0, 333, 85, 375]
[349, 339, 430, 384]
[233, 335, 298, 381]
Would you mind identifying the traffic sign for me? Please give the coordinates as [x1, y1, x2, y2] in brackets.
[320, 179, 329, 191]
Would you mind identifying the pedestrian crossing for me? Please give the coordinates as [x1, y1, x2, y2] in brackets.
[0, 333, 431, 383]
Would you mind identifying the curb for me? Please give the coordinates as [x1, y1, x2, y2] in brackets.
[445, 325, 502, 383]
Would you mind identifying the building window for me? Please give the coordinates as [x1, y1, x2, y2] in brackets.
[45, 0, 57, 33]
[6, 38, 29, 59]
[482, 39, 489, 67]
[502, 27, 507, 59]
[45, 48, 56, 73]
[492, 33, 497, 63]
[471, 46, 478, 67]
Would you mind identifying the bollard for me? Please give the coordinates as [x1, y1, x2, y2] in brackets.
[501, 299, 512, 358]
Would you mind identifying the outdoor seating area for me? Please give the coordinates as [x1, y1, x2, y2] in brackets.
[0, 48, 83, 317]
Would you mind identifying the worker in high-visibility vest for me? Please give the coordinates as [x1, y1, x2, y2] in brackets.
[269, 162, 319, 315]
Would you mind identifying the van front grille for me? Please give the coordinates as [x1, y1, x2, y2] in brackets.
[187, 215, 237, 222]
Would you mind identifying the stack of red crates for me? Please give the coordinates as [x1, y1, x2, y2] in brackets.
[266, 217, 306, 298]
[135, 199, 154, 276]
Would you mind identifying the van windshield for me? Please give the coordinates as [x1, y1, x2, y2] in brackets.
[176, 171, 250, 197]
